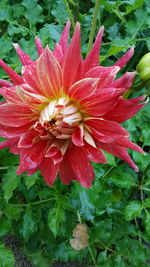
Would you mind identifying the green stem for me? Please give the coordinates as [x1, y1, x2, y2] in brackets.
[8, 197, 54, 207]
[88, 246, 98, 267]
[64, 0, 75, 29]
[86, 0, 100, 56]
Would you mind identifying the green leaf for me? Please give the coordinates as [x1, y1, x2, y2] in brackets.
[109, 168, 136, 188]
[22, 0, 43, 27]
[21, 207, 37, 240]
[24, 172, 39, 189]
[100, 45, 129, 62]
[48, 206, 65, 236]
[0, 243, 15, 267]
[125, 201, 143, 220]
[145, 212, 150, 236]
[0, 216, 11, 237]
[2, 167, 21, 202]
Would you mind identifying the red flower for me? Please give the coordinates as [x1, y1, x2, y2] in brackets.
[0, 22, 145, 188]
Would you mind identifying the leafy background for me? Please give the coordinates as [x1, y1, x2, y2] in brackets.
[0, 0, 150, 266]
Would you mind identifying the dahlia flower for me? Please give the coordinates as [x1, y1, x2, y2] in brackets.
[0, 22, 145, 188]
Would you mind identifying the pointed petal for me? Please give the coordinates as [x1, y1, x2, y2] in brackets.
[18, 130, 37, 148]
[0, 103, 35, 127]
[62, 22, 83, 91]
[0, 122, 33, 138]
[59, 156, 76, 185]
[34, 37, 44, 56]
[96, 141, 139, 171]
[69, 145, 94, 188]
[116, 137, 144, 154]
[13, 43, 33, 66]
[37, 48, 62, 97]
[0, 140, 9, 149]
[114, 47, 134, 68]
[84, 26, 104, 73]
[68, 78, 98, 100]
[0, 59, 24, 85]
[0, 79, 13, 87]
[110, 72, 135, 88]
[17, 140, 47, 174]
[83, 141, 107, 163]
[53, 44, 63, 62]
[0, 86, 22, 104]
[59, 20, 71, 53]
[86, 118, 129, 142]
[72, 125, 84, 146]
[81, 87, 126, 116]
[104, 96, 146, 123]
[40, 157, 59, 186]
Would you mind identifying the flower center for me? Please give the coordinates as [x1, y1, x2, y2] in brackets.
[39, 97, 82, 139]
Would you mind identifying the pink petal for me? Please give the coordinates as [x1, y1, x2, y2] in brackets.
[68, 78, 98, 100]
[114, 47, 134, 68]
[86, 118, 129, 142]
[104, 96, 146, 123]
[84, 66, 118, 79]
[40, 157, 59, 186]
[84, 26, 104, 73]
[53, 44, 63, 62]
[36, 48, 62, 97]
[69, 145, 95, 188]
[59, 20, 71, 54]
[0, 140, 9, 149]
[0, 59, 24, 85]
[0, 103, 36, 127]
[116, 137, 144, 154]
[34, 37, 44, 56]
[72, 125, 84, 146]
[17, 140, 47, 174]
[18, 130, 37, 148]
[59, 152, 76, 184]
[0, 86, 22, 104]
[83, 141, 107, 163]
[96, 141, 139, 171]
[62, 22, 83, 91]
[110, 72, 135, 88]
[0, 122, 33, 138]
[13, 43, 33, 66]
[81, 87, 126, 116]
[0, 79, 13, 87]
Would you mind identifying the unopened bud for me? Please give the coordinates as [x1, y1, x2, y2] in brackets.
[137, 53, 150, 82]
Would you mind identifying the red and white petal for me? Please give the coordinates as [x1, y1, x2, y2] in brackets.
[0, 79, 13, 87]
[81, 87, 126, 116]
[62, 22, 83, 91]
[0, 103, 36, 127]
[85, 118, 129, 142]
[96, 141, 139, 171]
[84, 26, 104, 73]
[68, 78, 98, 100]
[58, 20, 71, 54]
[83, 141, 107, 164]
[18, 130, 38, 148]
[0, 59, 24, 85]
[40, 157, 59, 186]
[110, 72, 135, 89]
[72, 125, 84, 146]
[34, 37, 44, 56]
[69, 145, 95, 188]
[37, 48, 62, 97]
[104, 96, 146, 123]
[13, 43, 33, 66]
[114, 47, 134, 68]
[17, 140, 47, 174]
[0, 122, 33, 138]
[116, 137, 144, 154]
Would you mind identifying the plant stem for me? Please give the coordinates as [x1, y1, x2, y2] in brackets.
[86, 0, 100, 56]
[8, 197, 54, 207]
[64, 0, 75, 29]
[88, 245, 98, 267]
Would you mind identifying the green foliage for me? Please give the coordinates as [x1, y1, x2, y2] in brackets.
[0, 0, 150, 266]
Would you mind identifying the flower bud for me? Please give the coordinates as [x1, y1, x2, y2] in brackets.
[137, 52, 150, 82]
